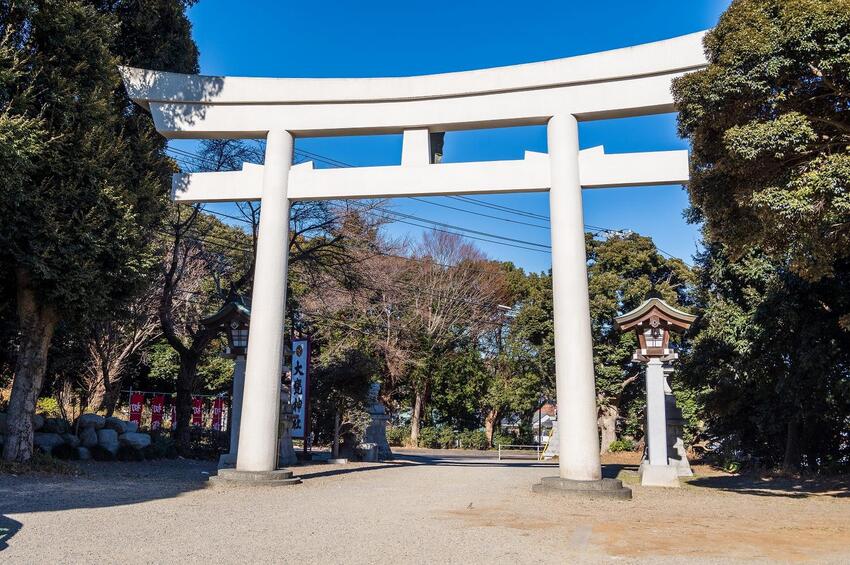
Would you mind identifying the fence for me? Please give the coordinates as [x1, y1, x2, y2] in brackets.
[496, 444, 545, 461]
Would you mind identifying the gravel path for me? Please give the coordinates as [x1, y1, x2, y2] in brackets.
[1, 450, 848, 564]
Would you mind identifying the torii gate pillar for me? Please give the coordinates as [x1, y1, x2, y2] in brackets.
[234, 130, 293, 473]
[547, 114, 601, 481]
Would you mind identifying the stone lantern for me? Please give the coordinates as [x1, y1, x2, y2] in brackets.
[615, 296, 695, 487]
[201, 295, 251, 468]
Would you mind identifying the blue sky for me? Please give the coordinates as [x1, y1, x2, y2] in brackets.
[174, 0, 731, 273]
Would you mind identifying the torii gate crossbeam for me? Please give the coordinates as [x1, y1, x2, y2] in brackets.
[122, 30, 708, 497]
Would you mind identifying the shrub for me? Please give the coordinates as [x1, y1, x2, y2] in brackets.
[492, 432, 515, 448]
[36, 397, 61, 418]
[386, 426, 410, 446]
[607, 439, 636, 453]
[0, 452, 80, 476]
[458, 430, 488, 450]
[51, 443, 79, 461]
[142, 435, 177, 459]
[183, 429, 229, 460]
[117, 445, 145, 462]
[437, 427, 456, 449]
[417, 426, 440, 448]
[89, 445, 116, 462]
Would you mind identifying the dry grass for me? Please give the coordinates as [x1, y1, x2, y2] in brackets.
[0, 453, 82, 477]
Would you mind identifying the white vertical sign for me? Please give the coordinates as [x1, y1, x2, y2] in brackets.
[289, 339, 309, 439]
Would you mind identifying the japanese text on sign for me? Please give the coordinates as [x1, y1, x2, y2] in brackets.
[290, 339, 309, 438]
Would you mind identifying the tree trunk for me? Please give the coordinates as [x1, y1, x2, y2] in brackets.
[484, 408, 501, 447]
[2, 269, 59, 463]
[332, 410, 340, 458]
[87, 361, 124, 417]
[175, 353, 200, 453]
[410, 389, 425, 447]
[782, 415, 801, 474]
[101, 375, 124, 417]
[598, 404, 619, 454]
[87, 376, 106, 414]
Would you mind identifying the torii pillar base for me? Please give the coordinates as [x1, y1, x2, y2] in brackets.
[208, 468, 302, 487]
[532, 476, 632, 500]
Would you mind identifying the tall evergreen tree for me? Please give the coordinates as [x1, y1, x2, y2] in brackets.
[0, 0, 198, 462]
[673, 0, 850, 284]
[681, 244, 850, 471]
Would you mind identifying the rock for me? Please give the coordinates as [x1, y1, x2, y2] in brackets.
[77, 413, 106, 429]
[125, 421, 139, 434]
[76, 447, 91, 460]
[97, 428, 119, 454]
[33, 432, 64, 454]
[104, 417, 128, 434]
[118, 432, 151, 450]
[356, 443, 378, 462]
[0, 412, 6, 434]
[61, 432, 80, 448]
[79, 426, 98, 448]
[32, 414, 45, 431]
[42, 417, 70, 434]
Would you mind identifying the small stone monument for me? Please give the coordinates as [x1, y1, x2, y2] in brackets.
[663, 366, 693, 477]
[361, 383, 392, 461]
[278, 382, 297, 466]
[542, 419, 559, 460]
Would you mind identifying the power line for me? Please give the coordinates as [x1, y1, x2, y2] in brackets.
[447, 195, 550, 221]
[167, 146, 691, 264]
[407, 196, 550, 230]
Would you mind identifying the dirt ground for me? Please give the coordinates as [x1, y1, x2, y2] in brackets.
[1, 449, 848, 564]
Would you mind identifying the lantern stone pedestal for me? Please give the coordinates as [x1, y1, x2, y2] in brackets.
[218, 355, 246, 469]
[638, 462, 680, 487]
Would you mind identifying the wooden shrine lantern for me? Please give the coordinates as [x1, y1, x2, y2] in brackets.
[615, 297, 696, 363]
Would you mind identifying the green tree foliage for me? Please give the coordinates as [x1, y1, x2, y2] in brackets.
[0, 0, 198, 462]
[681, 244, 850, 472]
[587, 233, 695, 451]
[146, 339, 234, 394]
[673, 0, 850, 282]
[674, 0, 850, 472]
[309, 347, 375, 457]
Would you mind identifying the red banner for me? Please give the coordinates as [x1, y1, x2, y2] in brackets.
[129, 392, 144, 425]
[150, 395, 165, 431]
[212, 397, 223, 431]
[192, 396, 203, 426]
[170, 403, 177, 430]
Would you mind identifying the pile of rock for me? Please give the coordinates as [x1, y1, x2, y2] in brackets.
[0, 412, 152, 461]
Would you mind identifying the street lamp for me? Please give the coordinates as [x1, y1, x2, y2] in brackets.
[615, 296, 696, 487]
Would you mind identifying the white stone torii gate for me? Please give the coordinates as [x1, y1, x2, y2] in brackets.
[122, 30, 708, 494]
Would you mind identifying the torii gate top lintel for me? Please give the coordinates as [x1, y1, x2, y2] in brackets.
[121, 31, 708, 139]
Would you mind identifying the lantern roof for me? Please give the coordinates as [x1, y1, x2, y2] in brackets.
[200, 296, 251, 328]
[614, 297, 696, 333]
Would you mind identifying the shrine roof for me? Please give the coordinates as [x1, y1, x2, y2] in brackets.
[614, 297, 696, 332]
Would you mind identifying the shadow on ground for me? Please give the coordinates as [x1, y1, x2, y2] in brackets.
[0, 515, 22, 551]
[0, 459, 218, 516]
[686, 473, 850, 498]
